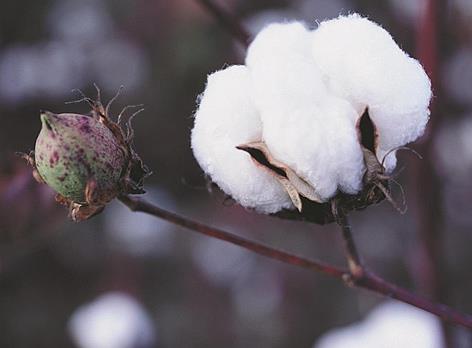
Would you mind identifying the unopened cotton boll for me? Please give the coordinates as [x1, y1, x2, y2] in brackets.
[191, 65, 293, 213]
[312, 14, 432, 171]
[246, 22, 364, 200]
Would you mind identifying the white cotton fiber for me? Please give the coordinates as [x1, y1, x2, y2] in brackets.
[192, 15, 431, 214]
[261, 100, 364, 200]
[191, 65, 293, 214]
[312, 14, 432, 170]
[246, 22, 364, 200]
[246, 22, 328, 111]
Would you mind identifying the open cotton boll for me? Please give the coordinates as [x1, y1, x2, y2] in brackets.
[312, 14, 432, 170]
[246, 21, 364, 200]
[192, 17, 426, 219]
[191, 65, 293, 214]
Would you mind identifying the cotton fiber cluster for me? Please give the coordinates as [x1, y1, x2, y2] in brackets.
[191, 14, 431, 214]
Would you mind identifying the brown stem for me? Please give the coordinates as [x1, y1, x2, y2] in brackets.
[118, 194, 344, 278]
[118, 195, 472, 329]
[336, 212, 364, 279]
[359, 270, 471, 327]
[195, 0, 251, 47]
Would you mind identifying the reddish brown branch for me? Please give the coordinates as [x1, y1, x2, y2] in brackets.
[118, 194, 344, 278]
[118, 195, 472, 330]
[359, 271, 471, 327]
[195, 0, 251, 47]
[334, 212, 471, 327]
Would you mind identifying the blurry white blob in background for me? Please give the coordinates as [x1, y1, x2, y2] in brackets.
[0, 0, 148, 105]
[230, 262, 285, 344]
[46, 0, 113, 43]
[387, 0, 426, 24]
[435, 115, 472, 225]
[192, 236, 256, 288]
[231, 263, 283, 321]
[68, 292, 156, 348]
[443, 48, 472, 107]
[454, 0, 472, 22]
[435, 115, 472, 181]
[0, 42, 86, 103]
[104, 187, 176, 257]
[314, 301, 442, 348]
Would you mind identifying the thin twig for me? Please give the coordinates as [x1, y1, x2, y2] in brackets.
[118, 195, 472, 330]
[195, 0, 251, 47]
[336, 211, 364, 279]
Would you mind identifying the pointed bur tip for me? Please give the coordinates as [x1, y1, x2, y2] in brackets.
[39, 110, 57, 132]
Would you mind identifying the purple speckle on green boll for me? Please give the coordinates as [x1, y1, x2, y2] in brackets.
[34, 111, 126, 203]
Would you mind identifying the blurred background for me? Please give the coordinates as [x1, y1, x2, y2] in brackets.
[0, 0, 471, 347]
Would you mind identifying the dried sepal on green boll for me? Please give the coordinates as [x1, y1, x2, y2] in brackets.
[23, 88, 150, 222]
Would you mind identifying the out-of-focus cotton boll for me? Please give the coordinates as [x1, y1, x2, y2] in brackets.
[454, 0, 472, 22]
[388, 0, 427, 24]
[314, 301, 443, 348]
[192, 237, 256, 288]
[191, 65, 293, 213]
[104, 188, 176, 257]
[246, 22, 364, 199]
[435, 116, 472, 181]
[443, 47, 472, 107]
[68, 292, 156, 348]
[312, 14, 432, 171]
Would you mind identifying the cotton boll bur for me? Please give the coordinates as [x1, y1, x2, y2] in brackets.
[35, 112, 125, 204]
[191, 65, 293, 214]
[23, 88, 150, 222]
[312, 14, 432, 171]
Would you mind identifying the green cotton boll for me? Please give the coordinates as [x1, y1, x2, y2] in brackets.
[34, 111, 126, 203]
